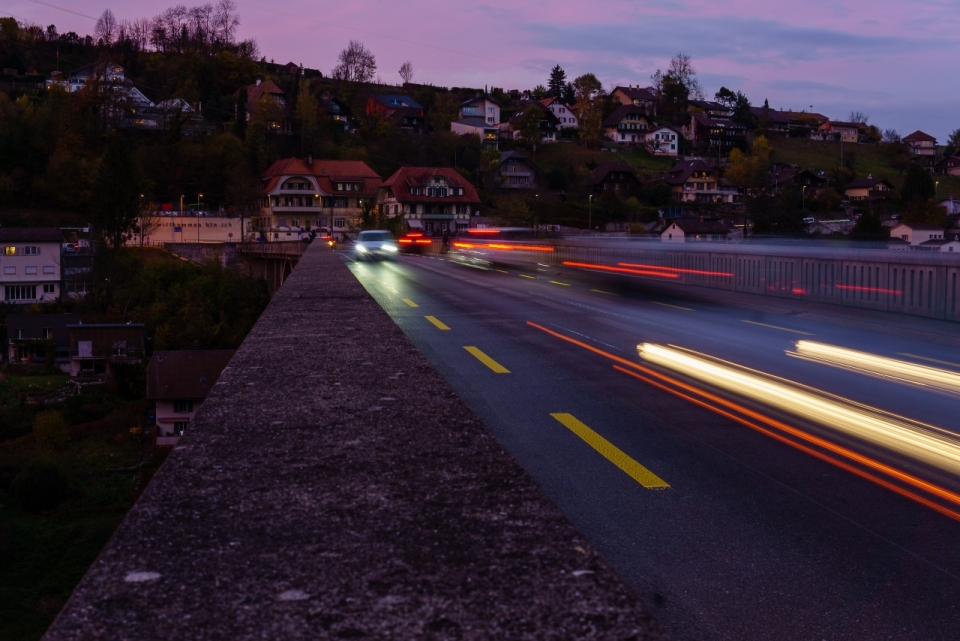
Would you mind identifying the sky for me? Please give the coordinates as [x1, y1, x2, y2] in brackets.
[7, 0, 960, 140]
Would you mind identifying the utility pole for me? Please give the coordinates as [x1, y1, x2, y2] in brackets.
[588, 194, 593, 232]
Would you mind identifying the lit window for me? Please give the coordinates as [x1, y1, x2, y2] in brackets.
[3, 246, 14, 255]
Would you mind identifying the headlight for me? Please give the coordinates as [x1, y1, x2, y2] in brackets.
[383, 243, 398, 252]
[355, 244, 367, 253]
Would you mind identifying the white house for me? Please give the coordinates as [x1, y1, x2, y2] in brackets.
[540, 97, 578, 129]
[915, 239, 960, 253]
[459, 96, 501, 125]
[0, 228, 63, 304]
[646, 126, 680, 156]
[938, 197, 959, 216]
[889, 223, 945, 245]
[450, 118, 499, 148]
[661, 219, 731, 243]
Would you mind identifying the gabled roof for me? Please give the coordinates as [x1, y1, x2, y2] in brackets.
[374, 94, 424, 111]
[146, 350, 236, 401]
[845, 177, 894, 189]
[749, 106, 790, 124]
[453, 117, 496, 129]
[691, 112, 746, 130]
[388, 106, 425, 124]
[904, 130, 937, 143]
[0, 227, 65, 243]
[664, 159, 714, 185]
[583, 160, 637, 186]
[612, 86, 657, 102]
[461, 95, 502, 108]
[688, 100, 728, 112]
[243, 79, 285, 103]
[778, 110, 828, 124]
[380, 167, 481, 204]
[260, 158, 381, 196]
[891, 222, 944, 231]
[499, 151, 542, 173]
[603, 104, 651, 127]
[823, 120, 864, 130]
[666, 219, 731, 235]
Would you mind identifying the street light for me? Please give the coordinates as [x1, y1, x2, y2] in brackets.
[197, 194, 203, 243]
[936, 181, 939, 199]
[802, 185, 807, 210]
[179, 195, 184, 242]
[588, 194, 593, 232]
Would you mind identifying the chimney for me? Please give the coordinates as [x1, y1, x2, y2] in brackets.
[307, 154, 313, 166]
[255, 78, 261, 86]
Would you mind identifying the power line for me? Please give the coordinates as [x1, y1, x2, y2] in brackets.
[233, 1, 544, 74]
[27, 0, 97, 21]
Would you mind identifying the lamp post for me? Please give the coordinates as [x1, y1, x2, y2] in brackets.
[588, 194, 593, 232]
[936, 181, 939, 199]
[139, 194, 145, 246]
[198, 194, 203, 243]
[179, 195, 184, 242]
[802, 185, 807, 210]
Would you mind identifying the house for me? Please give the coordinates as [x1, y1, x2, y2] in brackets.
[661, 219, 731, 243]
[936, 156, 960, 177]
[6, 313, 79, 368]
[645, 126, 681, 156]
[779, 110, 829, 128]
[750, 106, 790, 136]
[322, 95, 353, 130]
[450, 118, 499, 148]
[377, 167, 481, 235]
[48, 62, 155, 128]
[688, 100, 733, 119]
[146, 350, 235, 447]
[603, 105, 653, 145]
[844, 176, 894, 201]
[496, 151, 540, 189]
[539, 97, 578, 129]
[904, 130, 937, 156]
[889, 222, 945, 245]
[915, 239, 960, 253]
[237, 79, 290, 132]
[258, 157, 382, 240]
[813, 120, 864, 143]
[0, 228, 64, 304]
[68, 323, 145, 379]
[911, 155, 938, 173]
[582, 160, 640, 195]
[366, 94, 425, 120]
[938, 196, 960, 216]
[459, 95, 501, 125]
[685, 112, 746, 155]
[610, 86, 657, 115]
[502, 103, 561, 143]
[664, 160, 737, 204]
[389, 107, 426, 133]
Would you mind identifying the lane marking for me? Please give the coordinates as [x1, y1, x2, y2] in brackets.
[496, 269, 509, 274]
[899, 353, 960, 370]
[591, 289, 619, 296]
[402, 298, 419, 308]
[550, 280, 571, 287]
[425, 316, 450, 330]
[519, 274, 535, 279]
[464, 346, 510, 373]
[551, 413, 669, 489]
[651, 301, 693, 311]
[742, 320, 813, 335]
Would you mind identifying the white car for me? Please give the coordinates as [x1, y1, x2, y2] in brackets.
[353, 230, 398, 261]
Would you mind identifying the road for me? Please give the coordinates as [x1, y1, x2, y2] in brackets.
[344, 250, 960, 641]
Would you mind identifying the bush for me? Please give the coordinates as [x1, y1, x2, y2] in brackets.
[33, 410, 69, 452]
[12, 460, 69, 512]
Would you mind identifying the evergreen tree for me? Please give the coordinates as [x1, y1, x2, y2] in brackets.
[548, 65, 567, 98]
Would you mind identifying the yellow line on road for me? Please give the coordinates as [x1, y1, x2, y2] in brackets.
[742, 320, 813, 336]
[550, 280, 571, 286]
[464, 346, 510, 373]
[899, 353, 960, 370]
[551, 413, 669, 489]
[496, 269, 509, 273]
[519, 274, 535, 279]
[425, 316, 450, 330]
[402, 298, 419, 308]
[651, 301, 693, 311]
[591, 289, 618, 296]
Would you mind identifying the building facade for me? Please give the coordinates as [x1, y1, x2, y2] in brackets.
[0, 228, 63, 304]
[68, 324, 145, 378]
[377, 167, 481, 235]
[6, 313, 79, 368]
[459, 96, 501, 125]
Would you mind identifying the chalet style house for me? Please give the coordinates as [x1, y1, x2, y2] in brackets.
[366, 94, 424, 119]
[68, 323, 145, 379]
[496, 151, 541, 189]
[258, 158, 382, 239]
[604, 105, 653, 146]
[582, 160, 640, 195]
[0, 228, 63, 304]
[238, 79, 290, 132]
[377, 168, 481, 235]
[664, 160, 737, 204]
[611, 86, 657, 115]
[844, 176, 894, 201]
[540, 97, 578, 129]
[646, 126, 680, 156]
[937, 156, 960, 177]
[502, 103, 561, 143]
[684, 102, 747, 155]
[904, 131, 938, 156]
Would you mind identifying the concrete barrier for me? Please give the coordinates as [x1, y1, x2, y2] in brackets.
[43, 243, 665, 640]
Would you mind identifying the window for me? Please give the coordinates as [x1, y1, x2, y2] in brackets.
[333, 198, 347, 208]
[5, 285, 36, 301]
[334, 217, 347, 228]
[173, 400, 194, 413]
[14, 328, 23, 339]
[3, 246, 14, 255]
[112, 341, 126, 356]
[43, 327, 53, 339]
[25, 266, 37, 274]
[43, 284, 55, 293]
[291, 218, 300, 227]
[23, 246, 38, 255]
[278, 217, 287, 227]
[174, 421, 188, 435]
[43, 266, 55, 274]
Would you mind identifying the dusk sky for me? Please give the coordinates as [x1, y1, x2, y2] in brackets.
[8, 0, 959, 140]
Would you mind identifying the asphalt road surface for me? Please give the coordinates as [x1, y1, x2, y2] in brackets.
[344, 250, 960, 641]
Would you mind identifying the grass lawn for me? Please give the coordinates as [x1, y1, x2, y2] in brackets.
[530, 141, 674, 174]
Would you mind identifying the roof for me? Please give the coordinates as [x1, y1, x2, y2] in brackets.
[778, 110, 828, 124]
[688, 100, 728, 112]
[918, 238, 958, 246]
[452, 117, 494, 129]
[380, 167, 481, 204]
[146, 350, 236, 401]
[461, 95, 502, 108]
[892, 222, 945, 231]
[612, 86, 657, 102]
[583, 160, 637, 186]
[68, 323, 145, 329]
[691, 112, 746, 130]
[244, 79, 285, 103]
[664, 159, 714, 185]
[904, 130, 937, 143]
[749, 107, 790, 124]
[845, 177, 893, 189]
[388, 106, 425, 123]
[499, 151, 542, 173]
[260, 158, 382, 197]
[0, 227, 65, 243]
[603, 104, 651, 127]
[823, 120, 864, 130]
[666, 219, 731, 235]
[374, 94, 424, 111]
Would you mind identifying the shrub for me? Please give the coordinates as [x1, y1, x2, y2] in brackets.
[11, 460, 69, 512]
[33, 410, 69, 452]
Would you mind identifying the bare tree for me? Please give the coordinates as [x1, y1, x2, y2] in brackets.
[331, 40, 377, 83]
[849, 110, 869, 124]
[212, 0, 240, 47]
[668, 53, 704, 100]
[882, 128, 901, 144]
[94, 9, 117, 45]
[399, 60, 414, 84]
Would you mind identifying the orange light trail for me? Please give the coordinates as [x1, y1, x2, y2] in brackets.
[466, 228, 501, 234]
[525, 320, 960, 521]
[454, 242, 554, 252]
[835, 284, 902, 295]
[618, 263, 733, 278]
[562, 261, 679, 278]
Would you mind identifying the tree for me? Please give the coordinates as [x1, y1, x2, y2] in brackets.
[882, 129, 901, 144]
[572, 73, 604, 148]
[548, 65, 567, 98]
[33, 410, 68, 453]
[900, 163, 941, 225]
[517, 104, 544, 147]
[94, 9, 117, 45]
[94, 134, 141, 250]
[236, 85, 247, 139]
[331, 40, 376, 83]
[531, 85, 548, 99]
[399, 60, 414, 84]
[945, 128, 960, 157]
[295, 78, 319, 149]
[851, 201, 885, 239]
[562, 82, 576, 105]
[428, 92, 460, 132]
[848, 111, 868, 124]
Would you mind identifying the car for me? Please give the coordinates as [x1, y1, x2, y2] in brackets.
[397, 232, 433, 254]
[353, 230, 398, 261]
